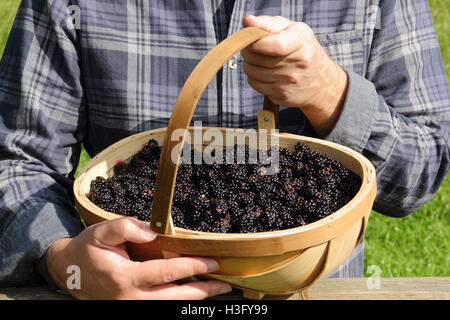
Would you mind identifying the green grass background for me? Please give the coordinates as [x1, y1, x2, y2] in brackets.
[1, 1, 449, 277]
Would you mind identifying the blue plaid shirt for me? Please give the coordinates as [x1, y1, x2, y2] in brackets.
[1, 0, 449, 285]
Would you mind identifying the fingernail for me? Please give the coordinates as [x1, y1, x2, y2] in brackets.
[141, 224, 157, 241]
[206, 260, 219, 272]
[219, 285, 232, 294]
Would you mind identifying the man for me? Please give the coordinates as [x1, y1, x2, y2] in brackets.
[0, 0, 449, 299]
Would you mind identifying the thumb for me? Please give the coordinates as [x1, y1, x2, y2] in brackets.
[243, 15, 293, 33]
[91, 217, 157, 246]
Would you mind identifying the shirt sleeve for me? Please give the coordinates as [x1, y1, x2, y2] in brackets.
[0, 0, 85, 284]
[325, 0, 450, 217]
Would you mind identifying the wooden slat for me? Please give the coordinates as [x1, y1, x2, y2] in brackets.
[1, 278, 449, 300]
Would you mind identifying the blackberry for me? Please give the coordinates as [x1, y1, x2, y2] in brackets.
[295, 142, 310, 154]
[192, 194, 210, 210]
[141, 187, 154, 201]
[238, 212, 259, 233]
[236, 192, 254, 207]
[173, 182, 195, 204]
[293, 213, 307, 227]
[130, 156, 146, 171]
[137, 166, 155, 180]
[279, 209, 296, 229]
[237, 181, 251, 192]
[90, 176, 108, 191]
[113, 161, 129, 175]
[211, 199, 229, 215]
[190, 221, 212, 233]
[178, 164, 193, 181]
[279, 168, 293, 180]
[139, 139, 161, 163]
[227, 200, 240, 213]
[88, 177, 114, 203]
[98, 202, 117, 213]
[172, 206, 189, 229]
[211, 186, 227, 199]
[123, 179, 142, 199]
[261, 206, 278, 228]
[283, 191, 298, 207]
[205, 215, 231, 233]
[137, 206, 152, 221]
[109, 180, 126, 198]
[147, 139, 159, 147]
[201, 209, 216, 224]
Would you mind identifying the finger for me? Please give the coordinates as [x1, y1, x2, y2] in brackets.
[241, 49, 286, 69]
[245, 19, 310, 56]
[140, 281, 232, 300]
[90, 217, 156, 247]
[243, 62, 279, 84]
[131, 256, 220, 287]
[247, 75, 277, 96]
[243, 15, 295, 56]
[243, 15, 292, 33]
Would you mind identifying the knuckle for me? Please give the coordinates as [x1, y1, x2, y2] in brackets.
[297, 21, 308, 30]
[283, 73, 298, 85]
[302, 49, 314, 66]
[117, 217, 134, 235]
[296, 22, 313, 35]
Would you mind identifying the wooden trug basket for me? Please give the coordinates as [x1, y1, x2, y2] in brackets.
[74, 27, 377, 299]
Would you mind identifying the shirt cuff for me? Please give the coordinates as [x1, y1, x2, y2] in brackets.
[0, 198, 85, 285]
[324, 69, 378, 153]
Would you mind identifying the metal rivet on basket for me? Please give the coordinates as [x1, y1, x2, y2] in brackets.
[155, 222, 162, 228]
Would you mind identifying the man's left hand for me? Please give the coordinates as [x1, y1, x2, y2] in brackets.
[242, 15, 348, 137]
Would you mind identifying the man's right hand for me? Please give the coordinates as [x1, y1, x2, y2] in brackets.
[45, 217, 231, 299]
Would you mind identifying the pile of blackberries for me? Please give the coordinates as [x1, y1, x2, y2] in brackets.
[88, 139, 361, 233]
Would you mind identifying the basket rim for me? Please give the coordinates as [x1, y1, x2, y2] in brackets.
[74, 127, 376, 244]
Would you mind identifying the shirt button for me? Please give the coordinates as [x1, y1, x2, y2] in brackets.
[228, 58, 237, 69]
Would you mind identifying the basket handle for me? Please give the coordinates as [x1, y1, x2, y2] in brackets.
[150, 27, 278, 235]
